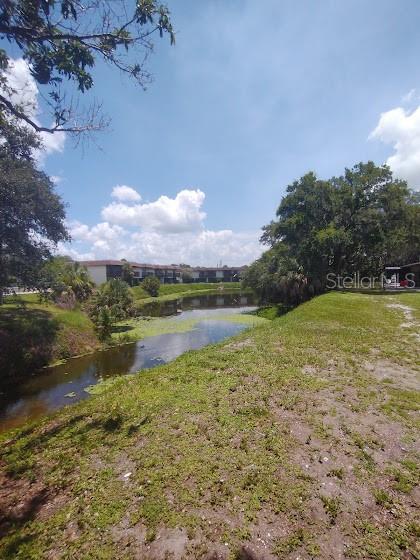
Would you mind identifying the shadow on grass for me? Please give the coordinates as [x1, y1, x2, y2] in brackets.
[0, 486, 50, 541]
[0, 308, 60, 380]
[112, 324, 135, 334]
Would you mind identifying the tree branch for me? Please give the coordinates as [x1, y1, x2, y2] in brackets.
[0, 93, 104, 134]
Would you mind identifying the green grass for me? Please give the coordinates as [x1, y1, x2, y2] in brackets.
[0, 291, 419, 559]
[2, 294, 93, 331]
[0, 295, 99, 374]
[131, 281, 246, 304]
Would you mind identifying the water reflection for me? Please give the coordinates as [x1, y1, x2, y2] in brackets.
[140, 292, 256, 317]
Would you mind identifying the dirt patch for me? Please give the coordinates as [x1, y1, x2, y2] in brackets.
[386, 302, 418, 330]
[0, 467, 67, 538]
[224, 338, 255, 351]
[112, 520, 190, 559]
[364, 359, 420, 391]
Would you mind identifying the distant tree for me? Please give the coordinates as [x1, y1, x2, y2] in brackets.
[0, 0, 175, 140]
[243, 244, 312, 306]
[121, 259, 134, 286]
[39, 257, 93, 305]
[142, 276, 160, 296]
[181, 270, 193, 283]
[94, 306, 113, 342]
[0, 122, 69, 304]
[88, 278, 133, 325]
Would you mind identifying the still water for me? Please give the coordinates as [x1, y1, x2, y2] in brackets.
[0, 293, 257, 433]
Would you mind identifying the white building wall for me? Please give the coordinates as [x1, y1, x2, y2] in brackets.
[216, 271, 224, 279]
[87, 265, 107, 285]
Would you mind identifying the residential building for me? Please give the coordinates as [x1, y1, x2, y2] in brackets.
[187, 266, 246, 283]
[80, 260, 182, 285]
[79, 261, 247, 286]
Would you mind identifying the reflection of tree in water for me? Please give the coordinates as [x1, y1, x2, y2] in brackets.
[141, 299, 178, 317]
[140, 292, 256, 317]
[91, 343, 138, 379]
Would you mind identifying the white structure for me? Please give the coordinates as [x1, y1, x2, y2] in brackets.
[80, 260, 182, 286]
[79, 260, 246, 286]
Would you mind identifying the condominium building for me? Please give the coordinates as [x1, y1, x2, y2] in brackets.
[79, 260, 181, 285]
[79, 261, 246, 286]
[187, 266, 245, 283]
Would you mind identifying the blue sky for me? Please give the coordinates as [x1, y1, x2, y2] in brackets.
[5, 0, 420, 265]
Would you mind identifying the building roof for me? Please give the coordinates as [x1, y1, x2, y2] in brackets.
[79, 260, 248, 271]
[189, 266, 247, 271]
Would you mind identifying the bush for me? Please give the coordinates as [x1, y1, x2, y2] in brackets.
[39, 257, 94, 306]
[142, 276, 160, 297]
[87, 278, 134, 336]
[94, 306, 113, 342]
[242, 244, 316, 306]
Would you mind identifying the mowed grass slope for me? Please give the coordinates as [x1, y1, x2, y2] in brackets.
[0, 292, 419, 559]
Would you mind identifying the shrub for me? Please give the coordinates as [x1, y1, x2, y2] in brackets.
[87, 278, 134, 337]
[94, 306, 113, 342]
[142, 276, 160, 297]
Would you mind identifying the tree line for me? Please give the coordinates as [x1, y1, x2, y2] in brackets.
[243, 162, 420, 306]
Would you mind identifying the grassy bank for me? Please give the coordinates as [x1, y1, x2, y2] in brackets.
[132, 282, 246, 305]
[0, 295, 100, 376]
[0, 292, 419, 559]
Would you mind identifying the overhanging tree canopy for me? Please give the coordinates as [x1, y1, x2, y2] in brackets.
[0, 0, 175, 138]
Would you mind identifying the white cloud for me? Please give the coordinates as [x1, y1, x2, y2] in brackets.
[102, 189, 207, 233]
[39, 128, 66, 158]
[370, 105, 420, 190]
[62, 187, 263, 266]
[1, 58, 66, 158]
[63, 224, 262, 266]
[402, 89, 417, 104]
[3, 58, 38, 117]
[130, 229, 261, 265]
[111, 185, 142, 202]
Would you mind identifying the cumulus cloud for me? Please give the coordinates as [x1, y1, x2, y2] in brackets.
[370, 105, 420, 190]
[61, 187, 263, 265]
[102, 189, 207, 233]
[63, 223, 261, 266]
[3, 58, 38, 116]
[111, 185, 142, 202]
[1, 58, 65, 158]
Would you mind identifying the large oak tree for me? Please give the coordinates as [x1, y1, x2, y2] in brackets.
[245, 162, 420, 303]
[0, 119, 69, 302]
